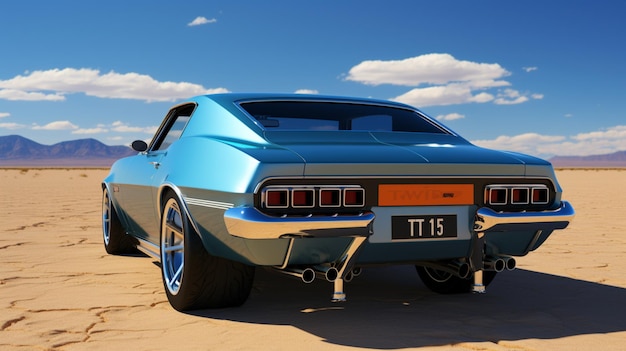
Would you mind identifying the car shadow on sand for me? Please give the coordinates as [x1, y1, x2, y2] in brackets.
[190, 265, 626, 349]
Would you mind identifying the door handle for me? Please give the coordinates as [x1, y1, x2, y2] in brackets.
[150, 161, 161, 169]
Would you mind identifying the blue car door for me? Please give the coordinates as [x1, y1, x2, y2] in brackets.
[117, 104, 195, 245]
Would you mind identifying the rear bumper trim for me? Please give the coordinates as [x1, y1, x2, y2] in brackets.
[474, 201, 574, 232]
[224, 207, 375, 239]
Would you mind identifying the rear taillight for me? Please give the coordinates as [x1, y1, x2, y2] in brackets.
[265, 189, 289, 208]
[344, 188, 365, 207]
[488, 187, 507, 205]
[532, 187, 549, 204]
[320, 189, 341, 207]
[511, 188, 529, 204]
[262, 185, 365, 210]
[292, 189, 315, 208]
[485, 184, 550, 206]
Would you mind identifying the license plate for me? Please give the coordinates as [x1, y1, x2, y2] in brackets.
[391, 215, 457, 240]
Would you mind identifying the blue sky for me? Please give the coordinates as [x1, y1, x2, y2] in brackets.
[0, 0, 624, 158]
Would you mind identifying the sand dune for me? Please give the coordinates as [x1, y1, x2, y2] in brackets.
[1, 168, 625, 350]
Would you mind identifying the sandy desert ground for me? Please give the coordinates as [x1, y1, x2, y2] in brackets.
[1, 168, 625, 351]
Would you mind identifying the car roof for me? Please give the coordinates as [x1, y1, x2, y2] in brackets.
[199, 93, 418, 111]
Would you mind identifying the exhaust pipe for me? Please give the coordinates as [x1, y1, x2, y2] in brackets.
[503, 256, 516, 271]
[454, 261, 471, 279]
[314, 265, 338, 282]
[337, 267, 361, 283]
[300, 268, 316, 283]
[276, 267, 316, 283]
[420, 260, 471, 279]
[344, 271, 354, 283]
[483, 256, 506, 272]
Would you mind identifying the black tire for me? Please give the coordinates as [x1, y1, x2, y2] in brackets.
[102, 188, 136, 254]
[160, 191, 255, 311]
[416, 265, 497, 294]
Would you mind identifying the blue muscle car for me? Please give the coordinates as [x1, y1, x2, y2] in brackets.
[102, 93, 574, 311]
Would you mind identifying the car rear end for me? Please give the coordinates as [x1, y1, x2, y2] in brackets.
[220, 94, 573, 298]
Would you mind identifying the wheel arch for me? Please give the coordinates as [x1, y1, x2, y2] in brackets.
[157, 182, 203, 240]
[101, 182, 121, 218]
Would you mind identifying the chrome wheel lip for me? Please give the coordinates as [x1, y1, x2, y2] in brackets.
[102, 190, 111, 246]
[161, 198, 185, 296]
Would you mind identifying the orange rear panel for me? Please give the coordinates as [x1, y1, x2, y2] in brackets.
[378, 184, 474, 206]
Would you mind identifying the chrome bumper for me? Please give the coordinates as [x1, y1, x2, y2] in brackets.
[224, 207, 375, 239]
[474, 201, 574, 232]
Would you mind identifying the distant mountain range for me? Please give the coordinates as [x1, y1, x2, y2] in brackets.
[1, 134, 625, 168]
[549, 150, 626, 168]
[0, 135, 136, 167]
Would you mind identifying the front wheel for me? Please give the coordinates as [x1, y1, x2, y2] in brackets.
[160, 191, 255, 311]
[416, 266, 497, 294]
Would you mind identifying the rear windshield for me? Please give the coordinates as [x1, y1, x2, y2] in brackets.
[239, 101, 448, 134]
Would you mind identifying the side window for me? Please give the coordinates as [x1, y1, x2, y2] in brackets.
[154, 115, 190, 151]
[351, 115, 393, 131]
[151, 104, 195, 151]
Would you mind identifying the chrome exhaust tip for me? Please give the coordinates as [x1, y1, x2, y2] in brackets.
[419, 260, 471, 279]
[276, 267, 316, 283]
[457, 262, 471, 279]
[504, 256, 516, 271]
[484, 257, 506, 272]
[301, 268, 316, 283]
[314, 265, 338, 282]
[344, 271, 354, 283]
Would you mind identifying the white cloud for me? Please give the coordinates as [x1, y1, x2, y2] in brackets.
[493, 89, 544, 105]
[0, 88, 65, 101]
[393, 83, 495, 107]
[65, 121, 157, 136]
[32, 120, 78, 130]
[111, 121, 158, 134]
[0, 112, 10, 118]
[571, 125, 626, 142]
[0, 122, 25, 130]
[472, 133, 566, 156]
[346, 53, 541, 108]
[346, 53, 510, 86]
[493, 88, 529, 105]
[435, 113, 465, 121]
[188, 16, 217, 26]
[523, 66, 538, 72]
[474, 132, 564, 148]
[73, 127, 108, 134]
[472, 125, 626, 157]
[295, 89, 319, 94]
[538, 140, 625, 157]
[0, 68, 229, 102]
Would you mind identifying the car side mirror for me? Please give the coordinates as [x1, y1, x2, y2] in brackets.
[131, 140, 148, 152]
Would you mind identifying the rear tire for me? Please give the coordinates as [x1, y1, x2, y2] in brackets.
[102, 188, 136, 254]
[416, 265, 497, 294]
[160, 191, 255, 311]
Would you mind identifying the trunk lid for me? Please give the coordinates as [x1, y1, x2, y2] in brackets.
[263, 131, 535, 177]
